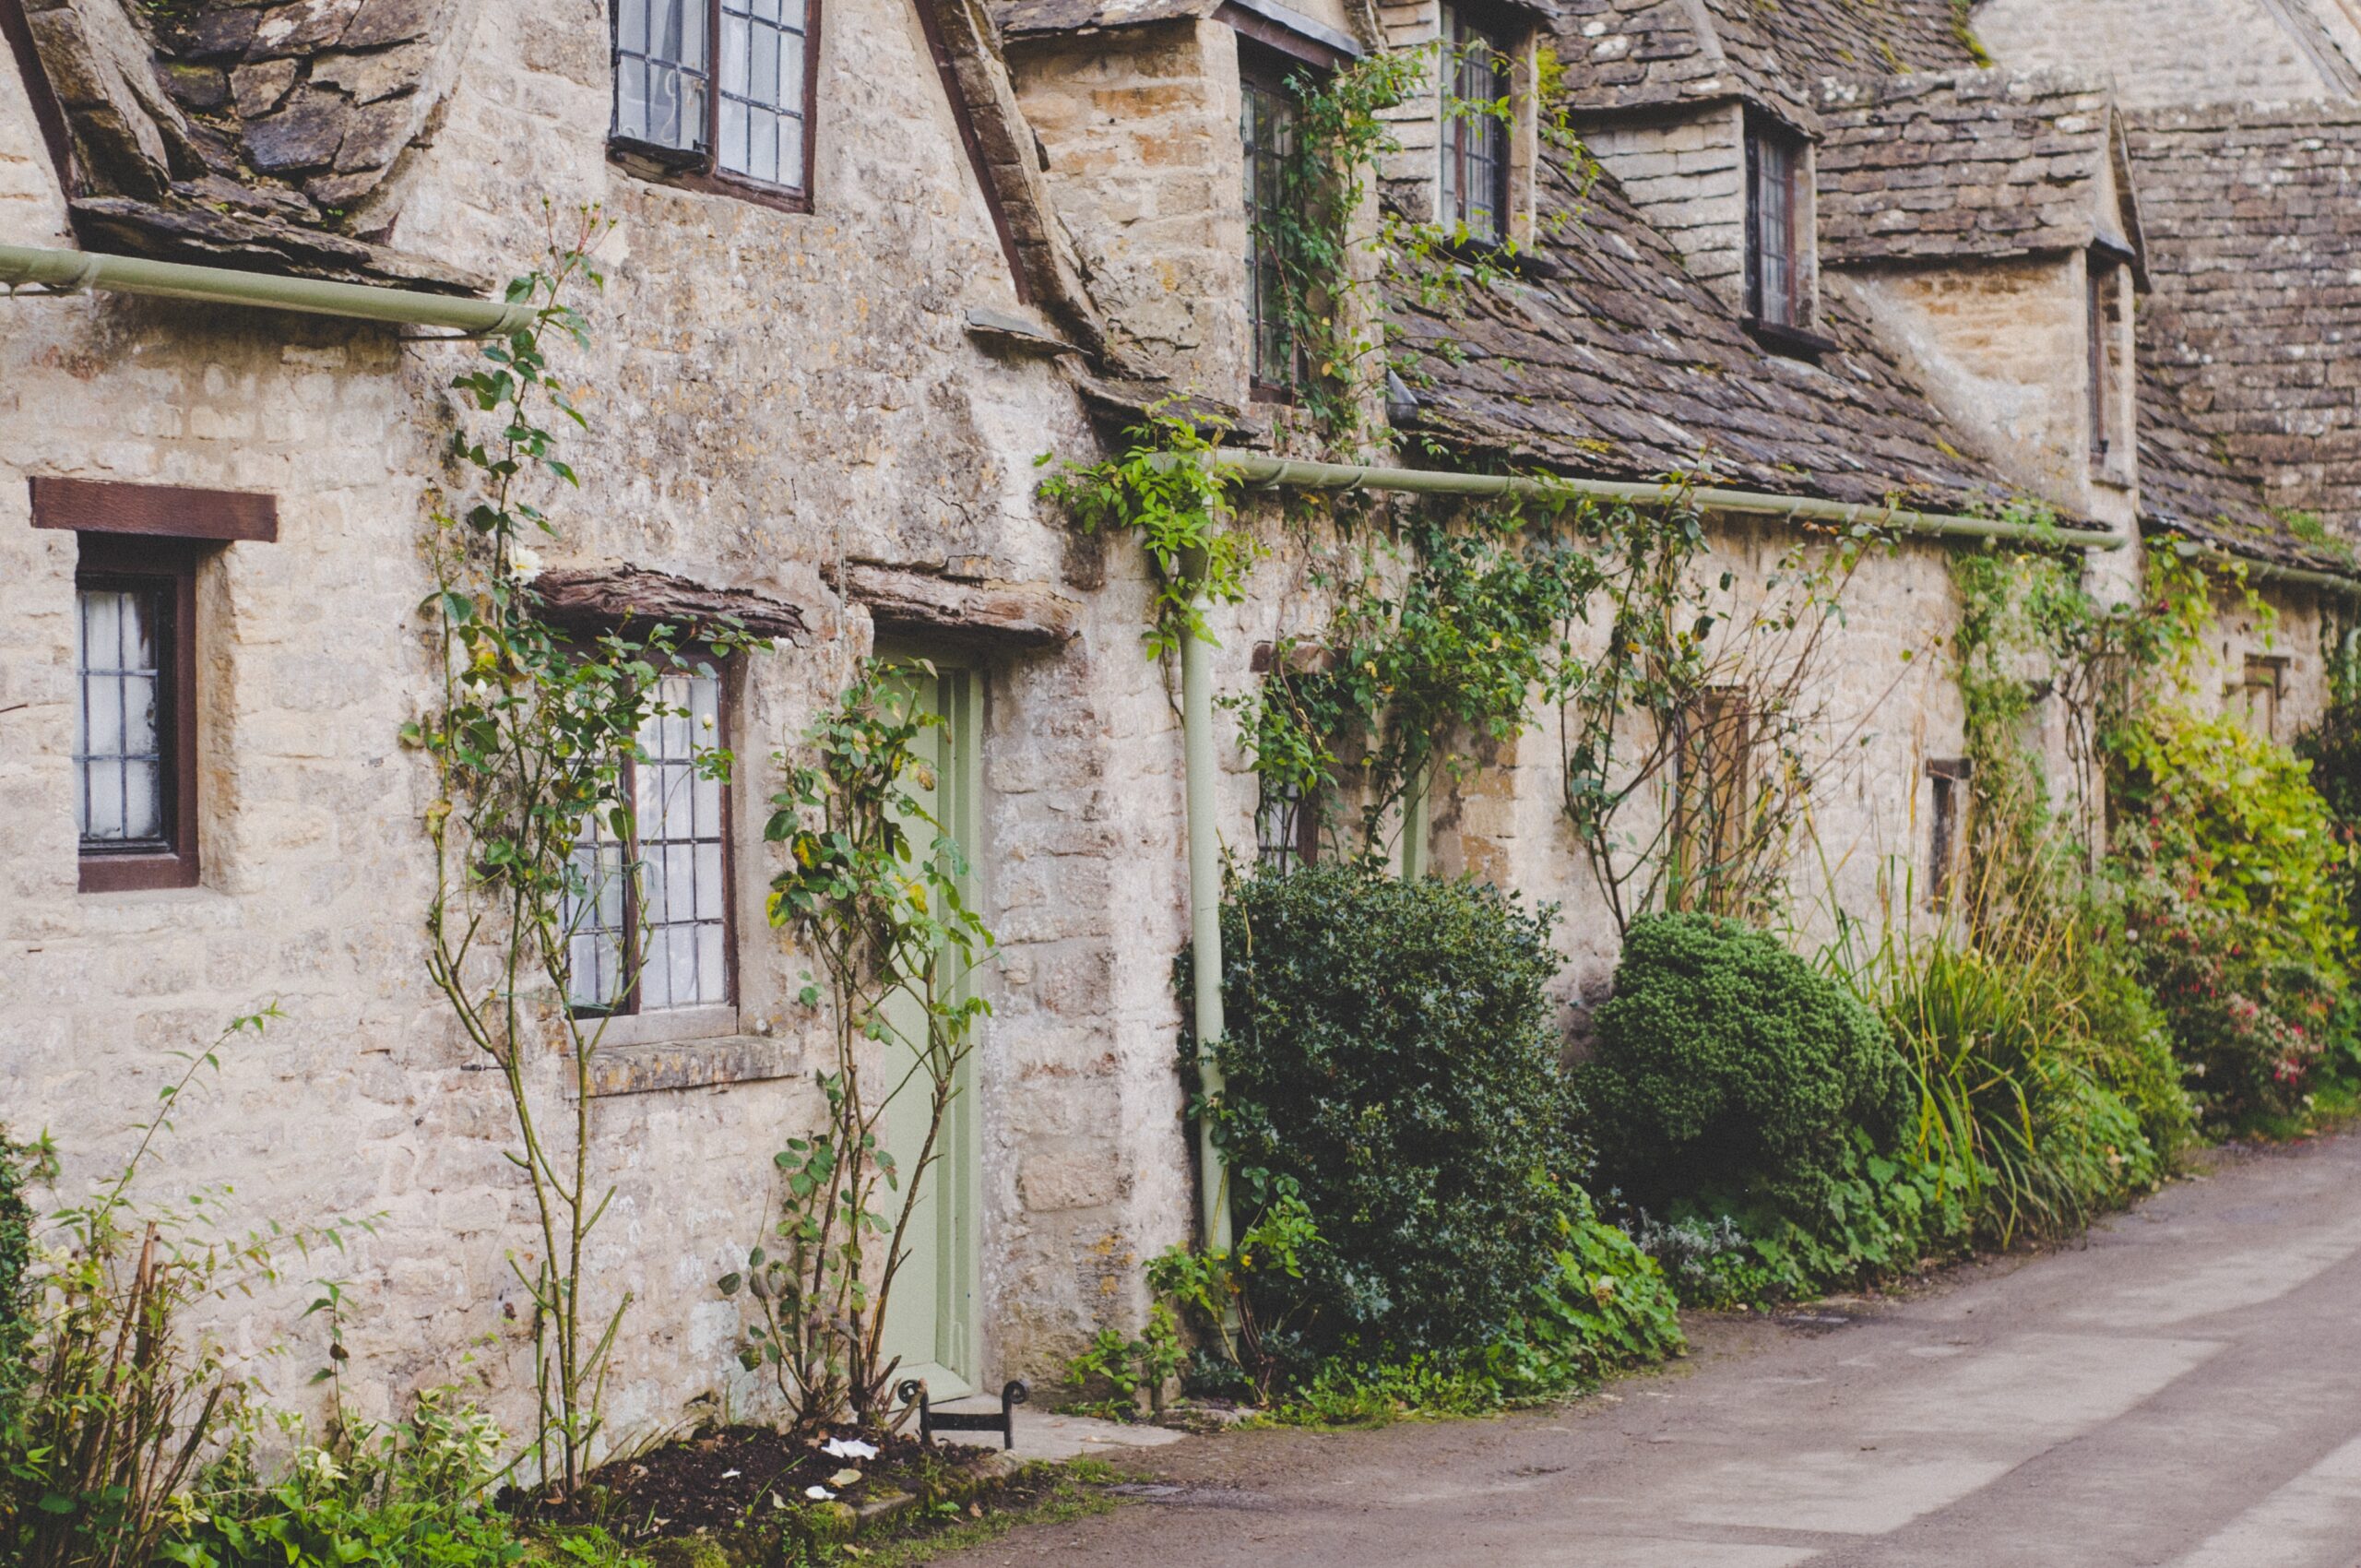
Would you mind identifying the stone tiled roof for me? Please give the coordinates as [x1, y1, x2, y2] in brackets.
[20, 0, 482, 288]
[1387, 153, 2035, 517]
[994, 0, 1216, 36]
[1817, 69, 2136, 267]
[1552, 0, 1980, 126]
[2128, 101, 2361, 571]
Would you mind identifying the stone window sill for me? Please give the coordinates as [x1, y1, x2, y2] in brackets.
[583, 1034, 805, 1099]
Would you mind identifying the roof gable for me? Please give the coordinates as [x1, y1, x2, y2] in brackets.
[1387, 148, 2027, 515]
[1817, 69, 2140, 268]
[2129, 101, 2361, 564]
[1554, 0, 1978, 123]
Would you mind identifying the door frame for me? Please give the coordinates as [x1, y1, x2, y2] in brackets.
[875, 647, 984, 1397]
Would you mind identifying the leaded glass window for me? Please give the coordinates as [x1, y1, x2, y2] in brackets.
[611, 0, 813, 196]
[1255, 780, 1319, 873]
[612, 0, 708, 157]
[1440, 7, 1512, 244]
[75, 584, 168, 849]
[1241, 56, 1299, 392]
[564, 668, 733, 1016]
[718, 0, 809, 186]
[1746, 118, 1809, 329]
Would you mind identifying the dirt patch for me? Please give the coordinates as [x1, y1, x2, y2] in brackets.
[514, 1425, 997, 1538]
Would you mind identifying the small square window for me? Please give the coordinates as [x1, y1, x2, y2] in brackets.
[1746, 116, 1810, 331]
[611, 0, 816, 208]
[563, 663, 738, 1021]
[34, 477, 276, 895]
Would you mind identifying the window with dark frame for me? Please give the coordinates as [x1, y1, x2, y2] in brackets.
[2088, 259, 2115, 469]
[1676, 686, 1750, 904]
[74, 542, 197, 888]
[1254, 780, 1321, 873]
[562, 664, 736, 1019]
[33, 477, 276, 896]
[1928, 757, 1972, 909]
[1440, 6, 1513, 245]
[610, 0, 817, 206]
[1240, 46, 1303, 396]
[1745, 116, 1809, 331]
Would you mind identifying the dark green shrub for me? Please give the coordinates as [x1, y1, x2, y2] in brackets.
[0, 1129, 42, 1420]
[1581, 913, 1910, 1218]
[1192, 862, 1581, 1360]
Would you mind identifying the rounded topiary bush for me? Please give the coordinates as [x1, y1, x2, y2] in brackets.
[1579, 912, 1910, 1217]
[1192, 861, 1582, 1360]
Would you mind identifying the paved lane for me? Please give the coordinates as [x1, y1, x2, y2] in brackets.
[944, 1131, 2361, 1567]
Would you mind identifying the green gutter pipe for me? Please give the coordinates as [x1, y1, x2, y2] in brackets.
[0, 244, 537, 336]
[1215, 449, 2131, 549]
[2172, 540, 2361, 599]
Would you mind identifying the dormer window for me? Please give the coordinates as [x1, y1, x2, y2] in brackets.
[1745, 114, 1811, 332]
[1440, 6, 1513, 244]
[2087, 262, 2112, 466]
[1241, 44, 1306, 396]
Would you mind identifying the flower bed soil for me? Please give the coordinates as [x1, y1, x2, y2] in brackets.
[517, 1425, 992, 1538]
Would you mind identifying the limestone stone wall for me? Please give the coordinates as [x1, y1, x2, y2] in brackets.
[0, 0, 1202, 1455]
[1973, 0, 2361, 107]
[1577, 104, 1751, 311]
[1425, 519, 1972, 1020]
[1832, 259, 2118, 523]
[1005, 21, 1252, 402]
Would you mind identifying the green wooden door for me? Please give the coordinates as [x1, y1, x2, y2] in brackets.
[877, 660, 981, 1399]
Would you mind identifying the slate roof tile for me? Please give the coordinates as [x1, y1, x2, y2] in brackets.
[1816, 69, 2122, 266]
[1554, 0, 1976, 125]
[2129, 101, 2361, 570]
[1387, 149, 2037, 518]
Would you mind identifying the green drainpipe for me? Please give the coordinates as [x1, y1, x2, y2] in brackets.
[0, 244, 538, 336]
[1180, 602, 1235, 1255]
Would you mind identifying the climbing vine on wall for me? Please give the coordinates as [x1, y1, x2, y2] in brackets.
[1232, 494, 1600, 857]
[1557, 515, 1890, 932]
[1262, 41, 1602, 455]
[408, 208, 765, 1496]
[1038, 409, 1254, 657]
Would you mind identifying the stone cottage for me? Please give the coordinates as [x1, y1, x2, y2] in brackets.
[1, 0, 2356, 1449]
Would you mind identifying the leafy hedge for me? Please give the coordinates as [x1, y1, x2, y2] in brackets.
[1192, 862, 1582, 1361]
[2115, 708, 2355, 1122]
[1580, 913, 1912, 1218]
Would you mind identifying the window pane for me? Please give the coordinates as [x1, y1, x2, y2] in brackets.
[621, 670, 731, 1014]
[717, 0, 805, 184]
[751, 19, 778, 107]
[87, 756, 123, 839]
[77, 585, 169, 850]
[613, 0, 708, 154]
[720, 10, 749, 95]
[120, 760, 160, 840]
[720, 99, 750, 173]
